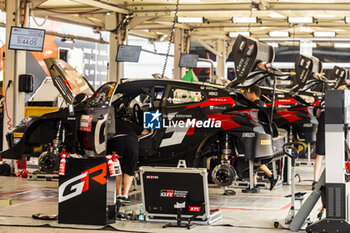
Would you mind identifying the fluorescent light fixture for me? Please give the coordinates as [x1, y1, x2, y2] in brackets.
[345, 17, 350, 24]
[300, 42, 317, 48]
[178, 17, 203, 23]
[232, 17, 257, 23]
[313, 31, 336, 37]
[229, 32, 251, 37]
[288, 17, 313, 24]
[269, 31, 290, 37]
[334, 43, 350, 48]
[267, 42, 279, 48]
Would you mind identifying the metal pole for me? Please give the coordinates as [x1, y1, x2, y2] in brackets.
[307, 142, 311, 164]
[291, 155, 295, 218]
[287, 156, 292, 185]
[249, 160, 254, 189]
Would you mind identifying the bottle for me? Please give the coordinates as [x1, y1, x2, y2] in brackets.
[112, 152, 122, 176]
[105, 155, 116, 177]
[58, 149, 70, 176]
[138, 203, 145, 222]
[58, 154, 66, 175]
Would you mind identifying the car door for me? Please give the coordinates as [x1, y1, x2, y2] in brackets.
[77, 82, 118, 157]
[157, 85, 207, 156]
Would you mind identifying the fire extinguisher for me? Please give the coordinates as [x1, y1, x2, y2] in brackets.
[105, 155, 116, 177]
[58, 149, 70, 175]
[112, 152, 122, 176]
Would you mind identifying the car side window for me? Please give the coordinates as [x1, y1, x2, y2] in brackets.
[166, 88, 205, 105]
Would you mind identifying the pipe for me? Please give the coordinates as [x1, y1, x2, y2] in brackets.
[198, 58, 215, 83]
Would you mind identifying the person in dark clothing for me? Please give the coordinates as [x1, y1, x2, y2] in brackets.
[243, 85, 278, 193]
[107, 114, 142, 201]
[313, 103, 325, 190]
[247, 84, 264, 106]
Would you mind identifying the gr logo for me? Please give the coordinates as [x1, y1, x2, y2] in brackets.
[58, 163, 107, 203]
[160, 189, 174, 197]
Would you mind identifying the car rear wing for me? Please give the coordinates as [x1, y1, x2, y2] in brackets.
[292, 54, 323, 92]
[227, 35, 275, 88]
[332, 66, 349, 89]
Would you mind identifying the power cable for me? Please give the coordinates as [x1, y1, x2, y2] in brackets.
[0, 223, 151, 232]
[29, 3, 48, 27]
[161, 0, 180, 79]
[4, 80, 13, 130]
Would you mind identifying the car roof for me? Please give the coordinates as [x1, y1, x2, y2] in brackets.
[117, 78, 225, 91]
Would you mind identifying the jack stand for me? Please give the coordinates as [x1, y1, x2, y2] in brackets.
[162, 202, 196, 229]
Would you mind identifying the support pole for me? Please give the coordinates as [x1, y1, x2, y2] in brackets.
[216, 39, 227, 80]
[109, 14, 124, 83]
[173, 28, 185, 80]
[249, 160, 254, 189]
[3, 0, 27, 150]
[109, 31, 123, 83]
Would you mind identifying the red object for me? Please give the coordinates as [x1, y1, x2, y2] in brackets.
[58, 149, 70, 175]
[105, 155, 116, 177]
[311, 99, 321, 106]
[265, 98, 297, 107]
[111, 152, 122, 176]
[16, 158, 27, 170]
[207, 113, 241, 130]
[189, 206, 202, 212]
[345, 162, 350, 173]
[186, 97, 235, 109]
[277, 110, 302, 123]
[111, 152, 120, 162]
[21, 170, 29, 178]
[59, 155, 67, 175]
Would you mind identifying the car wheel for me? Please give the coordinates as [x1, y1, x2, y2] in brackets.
[38, 151, 60, 173]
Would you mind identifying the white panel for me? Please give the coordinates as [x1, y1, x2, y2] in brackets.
[325, 124, 345, 183]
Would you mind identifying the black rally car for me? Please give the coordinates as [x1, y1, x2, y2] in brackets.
[114, 78, 286, 167]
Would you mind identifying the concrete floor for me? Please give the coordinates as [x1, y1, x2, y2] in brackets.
[0, 165, 322, 233]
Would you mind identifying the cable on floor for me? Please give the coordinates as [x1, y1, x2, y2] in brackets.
[205, 223, 290, 230]
[0, 223, 152, 233]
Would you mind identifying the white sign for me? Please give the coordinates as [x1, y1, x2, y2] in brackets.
[9, 27, 45, 52]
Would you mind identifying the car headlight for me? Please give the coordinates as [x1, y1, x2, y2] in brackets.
[19, 116, 33, 126]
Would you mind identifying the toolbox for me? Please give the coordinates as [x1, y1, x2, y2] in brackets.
[140, 166, 222, 225]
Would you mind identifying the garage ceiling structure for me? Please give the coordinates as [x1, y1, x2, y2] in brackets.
[10, 0, 350, 41]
